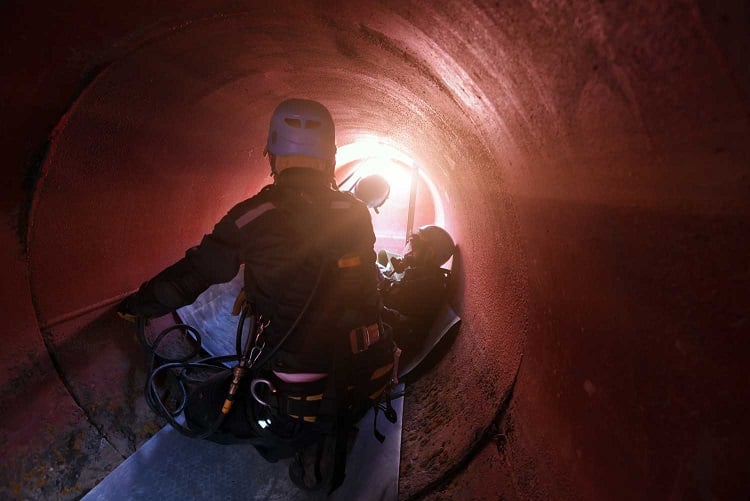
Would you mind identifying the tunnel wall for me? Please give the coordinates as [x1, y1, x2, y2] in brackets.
[430, 2, 750, 499]
[1, 1, 749, 499]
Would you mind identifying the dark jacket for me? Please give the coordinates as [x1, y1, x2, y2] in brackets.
[135, 169, 381, 369]
[380, 264, 449, 360]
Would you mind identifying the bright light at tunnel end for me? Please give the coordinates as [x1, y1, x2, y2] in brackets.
[336, 137, 446, 228]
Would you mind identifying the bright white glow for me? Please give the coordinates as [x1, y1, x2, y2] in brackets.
[418, 169, 445, 228]
[337, 136, 415, 169]
[335, 136, 447, 254]
[340, 159, 412, 193]
[336, 136, 444, 227]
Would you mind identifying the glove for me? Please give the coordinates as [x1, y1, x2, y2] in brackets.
[391, 255, 417, 274]
[116, 284, 172, 321]
[117, 294, 141, 323]
[381, 306, 408, 326]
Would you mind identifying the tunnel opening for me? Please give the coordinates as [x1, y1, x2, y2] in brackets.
[335, 138, 447, 255]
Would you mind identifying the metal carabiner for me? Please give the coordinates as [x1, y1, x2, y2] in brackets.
[250, 378, 276, 407]
[247, 342, 266, 368]
[253, 317, 271, 345]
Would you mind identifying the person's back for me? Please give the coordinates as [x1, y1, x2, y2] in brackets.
[235, 169, 381, 368]
[118, 99, 395, 492]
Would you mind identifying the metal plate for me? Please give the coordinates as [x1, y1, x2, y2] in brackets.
[83, 394, 403, 501]
[399, 302, 461, 378]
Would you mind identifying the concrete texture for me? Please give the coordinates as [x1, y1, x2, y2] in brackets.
[1, 0, 748, 499]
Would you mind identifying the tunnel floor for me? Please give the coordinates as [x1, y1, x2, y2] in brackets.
[83, 390, 404, 500]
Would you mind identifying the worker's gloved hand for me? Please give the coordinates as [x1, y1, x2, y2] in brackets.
[116, 294, 142, 322]
[381, 306, 407, 326]
[116, 285, 170, 322]
[390, 257, 406, 274]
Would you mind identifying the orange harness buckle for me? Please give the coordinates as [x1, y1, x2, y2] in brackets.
[349, 323, 381, 354]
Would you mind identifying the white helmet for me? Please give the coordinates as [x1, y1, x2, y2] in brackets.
[265, 98, 336, 176]
[410, 225, 455, 266]
[354, 174, 390, 212]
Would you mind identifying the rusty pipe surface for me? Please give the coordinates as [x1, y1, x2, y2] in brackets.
[1, 1, 748, 499]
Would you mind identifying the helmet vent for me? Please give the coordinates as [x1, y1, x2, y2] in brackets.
[267, 99, 335, 159]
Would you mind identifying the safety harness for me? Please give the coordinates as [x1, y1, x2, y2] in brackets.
[235, 188, 400, 491]
[230, 271, 399, 492]
[135, 179, 401, 493]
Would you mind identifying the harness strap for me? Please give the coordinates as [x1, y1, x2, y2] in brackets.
[264, 364, 392, 419]
[281, 393, 325, 423]
[349, 323, 381, 353]
[330, 411, 351, 494]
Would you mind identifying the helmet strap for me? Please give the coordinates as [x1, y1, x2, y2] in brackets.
[269, 154, 284, 178]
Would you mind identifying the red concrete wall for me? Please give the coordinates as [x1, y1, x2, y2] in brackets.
[1, 0, 748, 499]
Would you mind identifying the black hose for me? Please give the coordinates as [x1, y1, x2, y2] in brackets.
[136, 316, 241, 439]
[235, 305, 250, 359]
[134, 263, 325, 440]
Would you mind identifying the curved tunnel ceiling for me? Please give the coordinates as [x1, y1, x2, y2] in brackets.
[3, 1, 749, 499]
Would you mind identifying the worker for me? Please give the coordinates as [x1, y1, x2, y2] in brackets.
[118, 98, 396, 492]
[378, 225, 455, 370]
